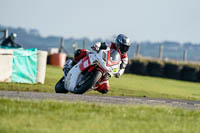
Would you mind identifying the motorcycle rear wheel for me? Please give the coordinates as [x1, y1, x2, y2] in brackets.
[72, 70, 102, 94]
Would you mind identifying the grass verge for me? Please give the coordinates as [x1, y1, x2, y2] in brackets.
[108, 74, 200, 100]
[0, 65, 60, 92]
[0, 98, 200, 133]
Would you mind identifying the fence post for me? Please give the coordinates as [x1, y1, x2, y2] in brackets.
[5, 29, 8, 38]
[82, 40, 85, 49]
[159, 44, 163, 60]
[59, 37, 64, 53]
[183, 50, 187, 61]
[0, 29, 8, 41]
[135, 43, 140, 58]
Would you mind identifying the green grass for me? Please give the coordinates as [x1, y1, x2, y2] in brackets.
[0, 65, 60, 92]
[108, 74, 200, 100]
[0, 65, 200, 100]
[0, 98, 200, 133]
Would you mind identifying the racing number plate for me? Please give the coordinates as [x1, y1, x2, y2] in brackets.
[79, 55, 90, 71]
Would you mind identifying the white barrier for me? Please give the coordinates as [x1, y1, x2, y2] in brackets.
[36, 50, 48, 84]
[0, 49, 13, 82]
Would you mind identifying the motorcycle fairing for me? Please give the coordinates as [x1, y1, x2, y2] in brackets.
[106, 50, 121, 67]
[79, 55, 91, 71]
[64, 48, 122, 92]
[64, 62, 81, 92]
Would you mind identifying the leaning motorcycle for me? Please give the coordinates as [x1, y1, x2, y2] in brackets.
[55, 47, 121, 94]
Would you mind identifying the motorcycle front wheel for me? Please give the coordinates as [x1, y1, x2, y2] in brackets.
[72, 69, 102, 94]
[55, 76, 69, 93]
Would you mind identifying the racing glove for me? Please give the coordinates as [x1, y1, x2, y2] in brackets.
[91, 42, 107, 51]
[91, 42, 101, 51]
[114, 62, 127, 78]
[115, 73, 120, 78]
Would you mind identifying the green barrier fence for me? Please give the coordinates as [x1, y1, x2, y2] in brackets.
[0, 46, 38, 83]
[11, 48, 38, 83]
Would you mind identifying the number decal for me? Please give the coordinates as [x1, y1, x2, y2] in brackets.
[79, 55, 90, 71]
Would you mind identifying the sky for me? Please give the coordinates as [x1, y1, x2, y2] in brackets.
[1, 0, 200, 43]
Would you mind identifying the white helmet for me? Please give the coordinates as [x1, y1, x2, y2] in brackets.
[10, 33, 17, 40]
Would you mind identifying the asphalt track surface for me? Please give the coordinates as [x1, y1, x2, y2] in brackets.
[0, 90, 200, 110]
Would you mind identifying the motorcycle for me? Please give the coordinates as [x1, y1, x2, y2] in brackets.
[55, 47, 121, 94]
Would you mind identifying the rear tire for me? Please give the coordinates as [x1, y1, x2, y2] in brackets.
[55, 76, 68, 93]
[72, 70, 102, 94]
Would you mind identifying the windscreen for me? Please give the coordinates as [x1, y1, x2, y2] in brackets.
[110, 50, 121, 62]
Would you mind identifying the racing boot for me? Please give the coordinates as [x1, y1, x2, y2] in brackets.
[96, 80, 110, 94]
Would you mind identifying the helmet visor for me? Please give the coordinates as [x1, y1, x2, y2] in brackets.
[119, 45, 129, 54]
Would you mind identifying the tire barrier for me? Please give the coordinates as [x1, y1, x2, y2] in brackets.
[126, 58, 200, 82]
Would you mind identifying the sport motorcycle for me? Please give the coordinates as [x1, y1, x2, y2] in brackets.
[55, 47, 121, 94]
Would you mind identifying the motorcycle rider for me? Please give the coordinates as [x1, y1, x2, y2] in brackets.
[1, 33, 22, 48]
[64, 34, 131, 94]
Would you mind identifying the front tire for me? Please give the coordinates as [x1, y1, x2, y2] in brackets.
[55, 76, 68, 93]
[72, 70, 102, 94]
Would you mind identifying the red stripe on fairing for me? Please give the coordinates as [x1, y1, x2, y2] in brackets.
[106, 50, 120, 66]
[79, 55, 90, 71]
[88, 66, 104, 74]
[88, 66, 95, 72]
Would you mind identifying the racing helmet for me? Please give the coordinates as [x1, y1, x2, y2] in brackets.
[10, 33, 17, 40]
[115, 34, 131, 54]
